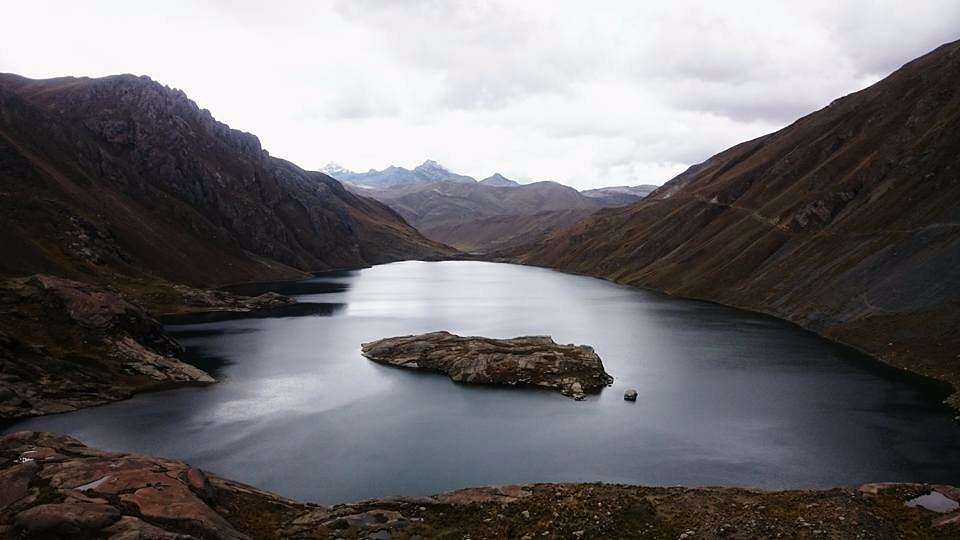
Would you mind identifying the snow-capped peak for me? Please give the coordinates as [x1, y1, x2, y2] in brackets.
[320, 162, 353, 176]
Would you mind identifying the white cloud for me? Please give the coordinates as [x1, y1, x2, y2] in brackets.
[1, 0, 957, 189]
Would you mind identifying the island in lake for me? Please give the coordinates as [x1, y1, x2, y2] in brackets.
[361, 331, 614, 399]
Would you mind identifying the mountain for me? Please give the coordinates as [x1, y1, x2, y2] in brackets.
[511, 40, 960, 406]
[323, 159, 475, 187]
[479, 173, 520, 187]
[0, 73, 454, 292]
[581, 184, 658, 205]
[354, 179, 614, 252]
[0, 72, 457, 417]
[341, 168, 659, 252]
[327, 162, 661, 252]
[425, 208, 598, 253]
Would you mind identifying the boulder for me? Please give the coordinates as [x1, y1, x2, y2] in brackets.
[624, 389, 638, 401]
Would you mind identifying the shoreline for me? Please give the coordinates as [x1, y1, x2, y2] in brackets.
[3, 263, 960, 536]
[4, 258, 955, 425]
[2, 430, 959, 538]
[493, 257, 960, 415]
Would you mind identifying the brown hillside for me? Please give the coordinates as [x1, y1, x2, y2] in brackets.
[424, 208, 598, 253]
[513, 40, 960, 405]
[0, 73, 454, 289]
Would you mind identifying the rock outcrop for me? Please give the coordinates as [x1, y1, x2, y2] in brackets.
[361, 331, 613, 399]
[2, 431, 959, 539]
[173, 286, 295, 313]
[0, 431, 294, 540]
[0, 275, 213, 420]
[510, 39, 960, 408]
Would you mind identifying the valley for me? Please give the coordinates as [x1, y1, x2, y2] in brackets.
[7, 262, 960, 504]
[0, 19, 958, 539]
[324, 161, 656, 252]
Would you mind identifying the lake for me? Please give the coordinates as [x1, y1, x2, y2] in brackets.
[7, 261, 960, 503]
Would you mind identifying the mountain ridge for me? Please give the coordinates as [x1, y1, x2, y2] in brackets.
[0, 72, 455, 292]
[510, 39, 960, 407]
[0, 71, 457, 417]
[325, 164, 658, 251]
[322, 159, 475, 187]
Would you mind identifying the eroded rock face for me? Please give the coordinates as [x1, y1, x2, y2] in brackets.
[0, 431, 276, 539]
[361, 331, 614, 399]
[0, 275, 213, 420]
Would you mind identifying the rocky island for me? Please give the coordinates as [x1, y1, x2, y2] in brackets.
[361, 331, 614, 399]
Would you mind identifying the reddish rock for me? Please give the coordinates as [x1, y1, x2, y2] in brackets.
[2, 431, 959, 539]
[14, 502, 121, 537]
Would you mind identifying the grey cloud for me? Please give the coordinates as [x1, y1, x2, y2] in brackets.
[823, 3, 960, 76]
[3, 0, 958, 189]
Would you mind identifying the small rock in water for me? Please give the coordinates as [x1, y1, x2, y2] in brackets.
[624, 388, 638, 401]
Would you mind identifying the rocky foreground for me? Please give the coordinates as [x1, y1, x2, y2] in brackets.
[361, 331, 613, 399]
[2, 431, 960, 539]
[0, 274, 291, 421]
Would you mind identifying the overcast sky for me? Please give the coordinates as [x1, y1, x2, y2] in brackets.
[2, 1, 958, 188]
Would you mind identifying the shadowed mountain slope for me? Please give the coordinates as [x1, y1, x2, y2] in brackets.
[512, 40, 960, 405]
[0, 73, 454, 289]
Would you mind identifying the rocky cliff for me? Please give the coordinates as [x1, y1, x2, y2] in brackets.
[512, 40, 960, 406]
[0, 73, 455, 289]
[0, 275, 217, 420]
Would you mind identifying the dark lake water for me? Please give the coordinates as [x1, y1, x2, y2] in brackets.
[7, 261, 960, 503]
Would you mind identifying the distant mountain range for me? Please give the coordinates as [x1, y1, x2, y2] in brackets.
[321, 162, 656, 252]
[581, 185, 658, 205]
[321, 159, 474, 188]
[479, 173, 520, 187]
